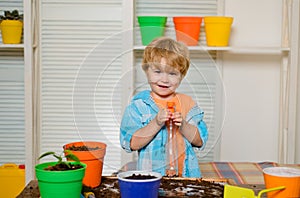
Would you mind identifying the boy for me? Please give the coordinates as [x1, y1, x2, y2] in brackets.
[120, 37, 208, 177]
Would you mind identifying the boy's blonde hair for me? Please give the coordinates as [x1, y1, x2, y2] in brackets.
[142, 37, 190, 77]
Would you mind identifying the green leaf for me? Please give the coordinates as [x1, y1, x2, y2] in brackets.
[38, 151, 56, 160]
[53, 154, 63, 163]
[65, 153, 80, 162]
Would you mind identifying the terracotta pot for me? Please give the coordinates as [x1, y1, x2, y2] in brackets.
[64, 141, 107, 188]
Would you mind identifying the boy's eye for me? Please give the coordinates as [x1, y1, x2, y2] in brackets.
[154, 70, 161, 73]
[169, 72, 178, 76]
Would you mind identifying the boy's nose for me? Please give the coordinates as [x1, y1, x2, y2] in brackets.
[161, 73, 169, 82]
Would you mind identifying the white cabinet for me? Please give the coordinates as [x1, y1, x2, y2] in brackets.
[0, 0, 33, 182]
[220, 0, 299, 164]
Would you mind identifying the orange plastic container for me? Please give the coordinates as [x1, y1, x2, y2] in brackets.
[64, 141, 107, 188]
[173, 17, 202, 46]
[263, 167, 300, 198]
[0, 163, 25, 198]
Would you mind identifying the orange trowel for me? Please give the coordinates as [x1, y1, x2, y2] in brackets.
[224, 185, 285, 198]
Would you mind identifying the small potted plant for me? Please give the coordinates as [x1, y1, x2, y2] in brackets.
[63, 141, 107, 188]
[35, 150, 86, 198]
[0, 9, 23, 44]
[117, 170, 162, 198]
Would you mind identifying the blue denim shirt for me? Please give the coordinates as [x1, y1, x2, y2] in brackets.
[120, 90, 208, 177]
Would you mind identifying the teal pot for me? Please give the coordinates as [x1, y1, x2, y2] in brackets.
[35, 162, 86, 198]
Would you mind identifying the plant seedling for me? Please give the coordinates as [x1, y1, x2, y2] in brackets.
[0, 10, 23, 21]
[38, 150, 82, 171]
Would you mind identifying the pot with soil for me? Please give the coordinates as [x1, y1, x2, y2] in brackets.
[117, 170, 162, 198]
[35, 151, 86, 198]
[63, 141, 107, 188]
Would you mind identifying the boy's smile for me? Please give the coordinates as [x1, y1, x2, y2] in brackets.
[158, 84, 169, 89]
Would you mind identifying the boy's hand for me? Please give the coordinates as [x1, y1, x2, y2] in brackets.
[171, 111, 183, 127]
[155, 108, 169, 126]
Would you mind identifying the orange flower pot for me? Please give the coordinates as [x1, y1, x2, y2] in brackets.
[173, 17, 202, 46]
[263, 167, 300, 198]
[64, 141, 107, 188]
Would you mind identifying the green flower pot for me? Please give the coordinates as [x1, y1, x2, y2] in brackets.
[137, 16, 167, 45]
[35, 162, 86, 198]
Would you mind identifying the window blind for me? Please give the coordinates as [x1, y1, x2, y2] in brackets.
[39, 0, 123, 175]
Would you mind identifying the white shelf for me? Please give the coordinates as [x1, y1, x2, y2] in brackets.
[0, 44, 24, 49]
[133, 45, 290, 54]
[221, 47, 290, 54]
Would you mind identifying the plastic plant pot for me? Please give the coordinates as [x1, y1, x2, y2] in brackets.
[35, 161, 86, 198]
[204, 16, 233, 46]
[137, 16, 167, 45]
[173, 16, 202, 46]
[64, 141, 107, 188]
[0, 20, 23, 44]
[117, 170, 162, 198]
[263, 167, 300, 198]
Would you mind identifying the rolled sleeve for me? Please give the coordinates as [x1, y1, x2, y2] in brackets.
[120, 102, 144, 153]
[186, 105, 208, 150]
[120, 131, 133, 153]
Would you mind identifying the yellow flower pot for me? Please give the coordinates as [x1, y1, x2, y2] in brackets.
[204, 16, 233, 47]
[0, 20, 23, 44]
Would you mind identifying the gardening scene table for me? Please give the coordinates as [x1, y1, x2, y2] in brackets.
[17, 161, 300, 198]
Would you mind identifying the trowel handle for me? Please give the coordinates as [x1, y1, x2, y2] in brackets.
[257, 186, 285, 198]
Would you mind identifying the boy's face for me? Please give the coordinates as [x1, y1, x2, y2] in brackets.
[146, 58, 182, 100]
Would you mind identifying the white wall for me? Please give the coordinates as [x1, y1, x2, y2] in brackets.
[220, 0, 283, 162]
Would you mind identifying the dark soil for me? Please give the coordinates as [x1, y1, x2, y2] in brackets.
[82, 177, 224, 198]
[16, 181, 40, 198]
[160, 178, 224, 198]
[67, 145, 100, 151]
[124, 173, 157, 180]
[43, 163, 83, 171]
[83, 177, 120, 198]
